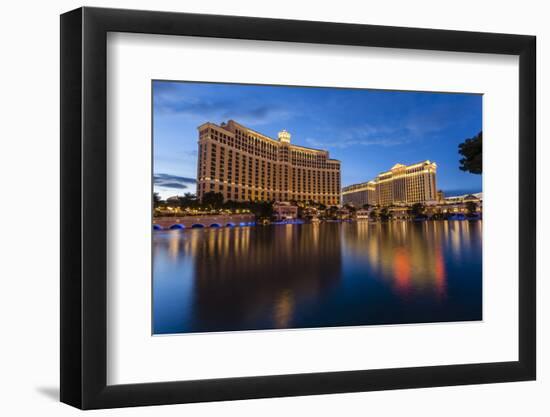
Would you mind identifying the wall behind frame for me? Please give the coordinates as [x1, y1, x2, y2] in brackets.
[0, 0, 545, 416]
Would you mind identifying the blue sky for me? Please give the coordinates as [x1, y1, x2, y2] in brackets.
[153, 80, 482, 199]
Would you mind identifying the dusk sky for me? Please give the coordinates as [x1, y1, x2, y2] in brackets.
[153, 80, 482, 200]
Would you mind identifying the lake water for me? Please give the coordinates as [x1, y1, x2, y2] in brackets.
[153, 221, 482, 334]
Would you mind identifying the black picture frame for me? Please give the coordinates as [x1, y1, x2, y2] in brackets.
[60, 6, 536, 410]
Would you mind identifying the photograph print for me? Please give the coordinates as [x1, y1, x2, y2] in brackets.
[152, 81, 483, 335]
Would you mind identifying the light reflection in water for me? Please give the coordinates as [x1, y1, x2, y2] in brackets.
[393, 247, 412, 294]
[153, 221, 482, 334]
[341, 221, 454, 299]
[273, 289, 295, 328]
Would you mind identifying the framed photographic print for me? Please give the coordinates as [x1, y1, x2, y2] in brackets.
[60, 7, 536, 409]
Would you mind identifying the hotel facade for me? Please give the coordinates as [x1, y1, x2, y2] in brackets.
[342, 161, 438, 207]
[197, 120, 341, 206]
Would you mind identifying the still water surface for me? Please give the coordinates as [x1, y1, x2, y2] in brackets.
[153, 221, 482, 334]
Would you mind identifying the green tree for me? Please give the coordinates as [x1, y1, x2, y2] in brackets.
[369, 208, 379, 221]
[153, 192, 162, 208]
[168, 193, 198, 209]
[465, 201, 478, 217]
[223, 199, 237, 210]
[458, 131, 482, 174]
[344, 203, 357, 214]
[325, 205, 338, 220]
[379, 207, 391, 222]
[181, 192, 198, 206]
[201, 191, 224, 208]
[253, 201, 274, 220]
[410, 202, 426, 219]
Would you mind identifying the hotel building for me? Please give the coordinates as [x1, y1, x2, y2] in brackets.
[197, 120, 341, 205]
[342, 161, 438, 207]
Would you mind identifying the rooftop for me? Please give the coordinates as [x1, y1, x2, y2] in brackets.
[343, 160, 437, 190]
[200, 120, 339, 160]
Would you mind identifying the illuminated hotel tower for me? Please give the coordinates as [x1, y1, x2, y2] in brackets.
[342, 161, 437, 206]
[197, 120, 341, 205]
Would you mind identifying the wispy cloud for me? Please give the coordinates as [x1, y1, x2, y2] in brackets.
[155, 149, 198, 165]
[154, 173, 196, 190]
[306, 137, 406, 149]
[154, 84, 294, 126]
[304, 109, 454, 151]
[305, 124, 415, 149]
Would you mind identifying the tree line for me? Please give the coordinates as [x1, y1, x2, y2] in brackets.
[154, 191, 273, 219]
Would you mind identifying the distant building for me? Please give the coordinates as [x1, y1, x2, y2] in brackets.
[342, 161, 438, 207]
[165, 196, 181, 203]
[335, 207, 351, 220]
[340, 180, 377, 207]
[196, 120, 341, 206]
[273, 202, 298, 221]
[442, 192, 482, 204]
[302, 206, 320, 220]
[425, 193, 482, 218]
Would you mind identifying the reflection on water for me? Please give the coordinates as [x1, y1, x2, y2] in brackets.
[153, 221, 482, 334]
